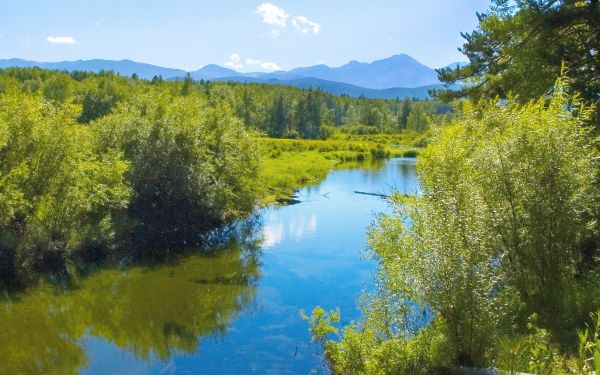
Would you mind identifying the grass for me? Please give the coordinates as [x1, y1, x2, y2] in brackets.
[259, 133, 423, 203]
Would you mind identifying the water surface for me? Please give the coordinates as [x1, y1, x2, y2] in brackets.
[0, 158, 418, 375]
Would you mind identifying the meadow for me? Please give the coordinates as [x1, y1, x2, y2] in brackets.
[259, 133, 423, 203]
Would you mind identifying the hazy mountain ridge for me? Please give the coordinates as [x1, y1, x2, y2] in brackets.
[0, 58, 187, 80]
[0, 55, 461, 98]
[210, 75, 450, 99]
[188, 54, 443, 89]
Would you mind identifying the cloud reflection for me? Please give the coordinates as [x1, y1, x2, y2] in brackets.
[262, 211, 318, 248]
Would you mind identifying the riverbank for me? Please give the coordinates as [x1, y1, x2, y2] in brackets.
[259, 133, 423, 203]
[0, 157, 419, 374]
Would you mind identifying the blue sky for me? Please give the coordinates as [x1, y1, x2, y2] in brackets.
[0, 0, 490, 72]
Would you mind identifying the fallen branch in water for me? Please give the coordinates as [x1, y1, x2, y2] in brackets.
[354, 191, 389, 198]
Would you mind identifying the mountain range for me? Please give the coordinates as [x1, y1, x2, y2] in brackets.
[0, 54, 464, 99]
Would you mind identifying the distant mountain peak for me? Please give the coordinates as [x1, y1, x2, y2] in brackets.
[0, 53, 446, 91]
[388, 53, 413, 59]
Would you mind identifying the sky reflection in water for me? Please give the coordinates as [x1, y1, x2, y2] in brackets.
[0, 158, 419, 375]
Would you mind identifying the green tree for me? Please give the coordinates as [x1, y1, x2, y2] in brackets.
[0, 94, 130, 280]
[77, 76, 122, 123]
[180, 73, 193, 96]
[437, 0, 600, 123]
[397, 99, 411, 130]
[312, 82, 599, 371]
[406, 103, 428, 132]
[269, 93, 289, 137]
[94, 94, 260, 251]
[42, 73, 74, 103]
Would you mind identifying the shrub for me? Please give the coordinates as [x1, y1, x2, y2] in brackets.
[93, 94, 260, 252]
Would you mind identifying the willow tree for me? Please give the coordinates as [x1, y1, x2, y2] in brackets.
[307, 82, 598, 372]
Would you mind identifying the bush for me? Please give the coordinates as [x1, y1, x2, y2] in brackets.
[310, 79, 599, 372]
[0, 95, 130, 282]
[93, 94, 260, 252]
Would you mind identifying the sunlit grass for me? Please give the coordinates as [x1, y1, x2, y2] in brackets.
[259, 134, 422, 203]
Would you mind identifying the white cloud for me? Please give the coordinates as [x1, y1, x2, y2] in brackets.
[256, 3, 289, 27]
[245, 58, 261, 65]
[292, 16, 320, 34]
[244, 57, 281, 71]
[226, 54, 281, 72]
[259, 61, 281, 71]
[255, 4, 321, 37]
[224, 52, 243, 69]
[23, 35, 32, 47]
[46, 36, 77, 44]
[267, 29, 281, 38]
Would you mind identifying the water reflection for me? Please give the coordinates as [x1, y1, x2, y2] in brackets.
[0, 222, 263, 375]
[262, 211, 319, 248]
[0, 158, 419, 374]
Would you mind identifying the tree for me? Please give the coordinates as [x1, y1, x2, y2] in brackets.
[77, 76, 122, 123]
[437, 0, 600, 123]
[406, 103, 428, 132]
[306, 91, 323, 138]
[234, 87, 256, 128]
[360, 100, 382, 127]
[42, 73, 74, 103]
[93, 94, 260, 252]
[0, 94, 130, 280]
[397, 99, 411, 130]
[269, 93, 289, 137]
[181, 73, 193, 96]
[368, 82, 597, 366]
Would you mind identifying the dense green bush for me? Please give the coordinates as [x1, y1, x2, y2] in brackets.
[93, 94, 260, 251]
[0, 77, 262, 281]
[308, 81, 600, 373]
[0, 94, 130, 282]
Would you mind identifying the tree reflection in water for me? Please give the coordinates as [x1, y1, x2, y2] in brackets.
[0, 218, 263, 375]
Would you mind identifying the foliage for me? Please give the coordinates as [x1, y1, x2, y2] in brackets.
[302, 305, 450, 375]
[567, 311, 600, 374]
[0, 67, 448, 141]
[93, 94, 261, 251]
[437, 0, 600, 123]
[259, 136, 420, 202]
[0, 71, 263, 280]
[308, 81, 600, 372]
[493, 315, 565, 374]
[0, 94, 130, 282]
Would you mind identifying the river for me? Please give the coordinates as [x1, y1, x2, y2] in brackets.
[0, 158, 419, 375]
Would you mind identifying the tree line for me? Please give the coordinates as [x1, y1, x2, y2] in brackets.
[0, 67, 449, 138]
